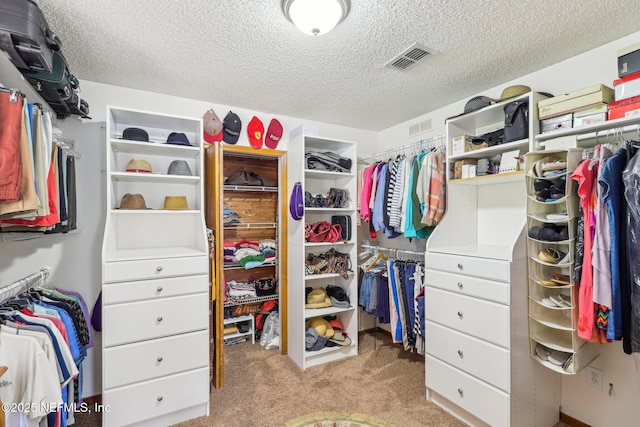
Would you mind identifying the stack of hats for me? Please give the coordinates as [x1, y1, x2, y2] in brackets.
[305, 288, 332, 309]
[304, 317, 352, 352]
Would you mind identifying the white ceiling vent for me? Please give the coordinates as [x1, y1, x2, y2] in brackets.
[409, 119, 433, 136]
[385, 43, 435, 71]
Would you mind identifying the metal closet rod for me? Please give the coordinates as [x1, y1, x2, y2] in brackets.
[0, 266, 52, 303]
[358, 134, 446, 162]
[360, 244, 424, 257]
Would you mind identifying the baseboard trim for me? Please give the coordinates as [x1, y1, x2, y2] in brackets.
[83, 394, 101, 405]
[560, 412, 591, 427]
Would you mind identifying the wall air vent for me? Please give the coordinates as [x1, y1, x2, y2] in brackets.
[385, 43, 436, 72]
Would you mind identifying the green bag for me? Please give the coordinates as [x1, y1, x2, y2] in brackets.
[21, 50, 89, 119]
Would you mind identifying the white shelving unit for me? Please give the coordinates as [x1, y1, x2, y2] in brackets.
[424, 92, 560, 427]
[101, 106, 210, 426]
[287, 133, 358, 370]
[223, 314, 255, 344]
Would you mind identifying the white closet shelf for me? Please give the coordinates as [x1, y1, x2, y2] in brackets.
[429, 245, 514, 261]
[223, 314, 253, 325]
[110, 172, 200, 184]
[223, 259, 277, 270]
[223, 331, 252, 341]
[304, 169, 354, 179]
[527, 213, 570, 224]
[305, 342, 356, 358]
[449, 171, 524, 186]
[110, 139, 201, 158]
[304, 272, 354, 281]
[224, 295, 278, 307]
[529, 314, 574, 331]
[304, 241, 354, 247]
[534, 115, 640, 142]
[105, 246, 207, 262]
[448, 139, 529, 161]
[304, 305, 355, 319]
[110, 209, 201, 215]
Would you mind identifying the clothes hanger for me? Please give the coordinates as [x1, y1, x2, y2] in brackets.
[364, 252, 387, 273]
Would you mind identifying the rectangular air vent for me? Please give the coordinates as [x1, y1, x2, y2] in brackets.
[409, 119, 433, 137]
[385, 43, 436, 72]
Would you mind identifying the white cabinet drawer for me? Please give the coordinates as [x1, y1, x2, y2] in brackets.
[103, 256, 208, 283]
[425, 252, 510, 282]
[103, 294, 209, 347]
[426, 322, 510, 393]
[426, 355, 509, 427]
[103, 367, 209, 427]
[103, 274, 209, 305]
[425, 268, 510, 305]
[425, 287, 510, 348]
[103, 330, 209, 389]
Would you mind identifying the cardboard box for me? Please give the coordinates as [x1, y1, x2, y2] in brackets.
[573, 113, 606, 128]
[462, 164, 476, 179]
[454, 159, 477, 179]
[538, 84, 614, 119]
[540, 113, 573, 133]
[614, 70, 640, 100]
[451, 134, 472, 156]
[618, 42, 640, 78]
[573, 103, 608, 118]
[608, 95, 640, 120]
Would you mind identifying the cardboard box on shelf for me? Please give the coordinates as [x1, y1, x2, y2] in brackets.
[614, 71, 640, 101]
[462, 164, 476, 179]
[608, 95, 640, 120]
[573, 113, 606, 128]
[618, 42, 640, 78]
[573, 103, 608, 118]
[451, 134, 473, 156]
[538, 84, 614, 119]
[540, 113, 573, 133]
[454, 159, 477, 179]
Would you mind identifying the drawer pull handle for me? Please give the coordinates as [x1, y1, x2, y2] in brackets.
[156, 266, 163, 272]
[457, 388, 463, 397]
[457, 311, 463, 319]
[157, 316, 163, 322]
[457, 263, 463, 270]
[156, 286, 163, 292]
[157, 356, 163, 362]
[457, 282, 463, 289]
[157, 396, 163, 402]
[457, 350, 463, 358]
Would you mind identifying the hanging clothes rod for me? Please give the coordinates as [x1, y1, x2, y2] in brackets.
[360, 244, 424, 257]
[0, 266, 52, 303]
[576, 124, 640, 141]
[358, 134, 446, 163]
[53, 135, 81, 159]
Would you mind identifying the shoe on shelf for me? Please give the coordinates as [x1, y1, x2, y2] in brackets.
[535, 343, 552, 361]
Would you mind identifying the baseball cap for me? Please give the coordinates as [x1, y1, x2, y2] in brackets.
[247, 116, 264, 149]
[265, 118, 283, 149]
[203, 109, 223, 143]
[223, 111, 242, 144]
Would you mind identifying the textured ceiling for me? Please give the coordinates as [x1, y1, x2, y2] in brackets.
[35, 0, 640, 131]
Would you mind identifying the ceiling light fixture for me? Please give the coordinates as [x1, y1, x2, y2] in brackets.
[282, 0, 350, 36]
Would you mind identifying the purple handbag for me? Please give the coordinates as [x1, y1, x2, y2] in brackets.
[290, 182, 303, 220]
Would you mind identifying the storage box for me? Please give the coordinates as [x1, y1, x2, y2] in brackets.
[451, 134, 472, 156]
[461, 164, 476, 179]
[454, 159, 477, 179]
[608, 95, 640, 120]
[573, 113, 606, 128]
[618, 42, 640, 78]
[573, 103, 608, 118]
[538, 84, 614, 119]
[543, 135, 578, 150]
[614, 70, 640, 100]
[540, 113, 573, 133]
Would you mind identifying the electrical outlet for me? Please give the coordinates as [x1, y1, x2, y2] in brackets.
[586, 366, 604, 390]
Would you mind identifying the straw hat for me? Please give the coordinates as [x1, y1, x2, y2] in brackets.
[118, 193, 150, 209]
[305, 288, 333, 309]
[163, 196, 189, 210]
[500, 85, 531, 101]
[306, 318, 335, 338]
[125, 159, 152, 173]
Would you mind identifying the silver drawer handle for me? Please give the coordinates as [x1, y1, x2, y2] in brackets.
[157, 356, 163, 362]
[157, 396, 163, 402]
[157, 316, 163, 322]
[458, 388, 463, 397]
[457, 311, 463, 319]
[457, 263, 463, 270]
[457, 350, 463, 358]
[156, 286, 163, 292]
[156, 266, 163, 272]
[457, 282, 463, 289]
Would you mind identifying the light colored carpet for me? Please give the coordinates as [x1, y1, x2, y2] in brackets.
[284, 411, 397, 427]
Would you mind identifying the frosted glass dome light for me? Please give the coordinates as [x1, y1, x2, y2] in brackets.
[283, 0, 351, 36]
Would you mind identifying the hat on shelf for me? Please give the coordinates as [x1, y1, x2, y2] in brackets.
[117, 193, 150, 209]
[167, 160, 193, 176]
[499, 85, 531, 101]
[305, 288, 333, 309]
[305, 327, 328, 351]
[121, 127, 149, 142]
[166, 132, 193, 146]
[125, 159, 152, 173]
[247, 116, 264, 149]
[203, 109, 223, 143]
[163, 196, 189, 210]
[327, 331, 352, 347]
[464, 95, 497, 114]
[223, 111, 242, 144]
[265, 118, 283, 149]
[306, 317, 335, 338]
[326, 285, 350, 308]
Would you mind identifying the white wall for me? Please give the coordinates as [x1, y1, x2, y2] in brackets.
[375, 29, 640, 427]
[0, 82, 377, 397]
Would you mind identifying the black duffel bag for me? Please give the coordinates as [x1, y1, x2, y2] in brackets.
[504, 100, 528, 143]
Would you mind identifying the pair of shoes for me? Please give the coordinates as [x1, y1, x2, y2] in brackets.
[532, 156, 566, 177]
[534, 176, 566, 201]
[528, 224, 569, 242]
[537, 248, 570, 264]
[541, 294, 571, 308]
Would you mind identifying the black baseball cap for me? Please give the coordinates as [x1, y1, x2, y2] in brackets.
[223, 111, 242, 144]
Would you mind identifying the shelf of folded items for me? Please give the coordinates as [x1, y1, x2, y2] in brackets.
[223, 185, 279, 192]
[304, 272, 354, 281]
[224, 294, 278, 307]
[447, 138, 530, 161]
[304, 305, 355, 319]
[523, 149, 583, 176]
[223, 258, 277, 270]
[304, 241, 354, 247]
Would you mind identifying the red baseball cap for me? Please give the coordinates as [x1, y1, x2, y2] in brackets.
[265, 118, 283, 149]
[247, 116, 264, 149]
[203, 109, 223, 143]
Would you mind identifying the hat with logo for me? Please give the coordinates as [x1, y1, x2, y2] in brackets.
[122, 127, 149, 142]
[166, 132, 193, 146]
[223, 111, 242, 144]
[247, 116, 264, 149]
[203, 109, 223, 143]
[118, 193, 150, 209]
[167, 160, 193, 176]
[265, 118, 283, 149]
[163, 196, 189, 210]
[125, 159, 152, 173]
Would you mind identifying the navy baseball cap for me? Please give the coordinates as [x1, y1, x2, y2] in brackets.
[223, 111, 242, 144]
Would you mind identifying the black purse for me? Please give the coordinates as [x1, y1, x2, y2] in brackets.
[254, 278, 277, 297]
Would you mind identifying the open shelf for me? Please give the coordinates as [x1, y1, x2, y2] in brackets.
[110, 139, 201, 158]
[448, 139, 529, 161]
[535, 115, 640, 142]
[110, 172, 200, 184]
[304, 169, 355, 179]
[449, 171, 524, 186]
[304, 305, 355, 319]
[223, 185, 278, 192]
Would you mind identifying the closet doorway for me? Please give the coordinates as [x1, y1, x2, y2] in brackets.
[205, 144, 288, 388]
